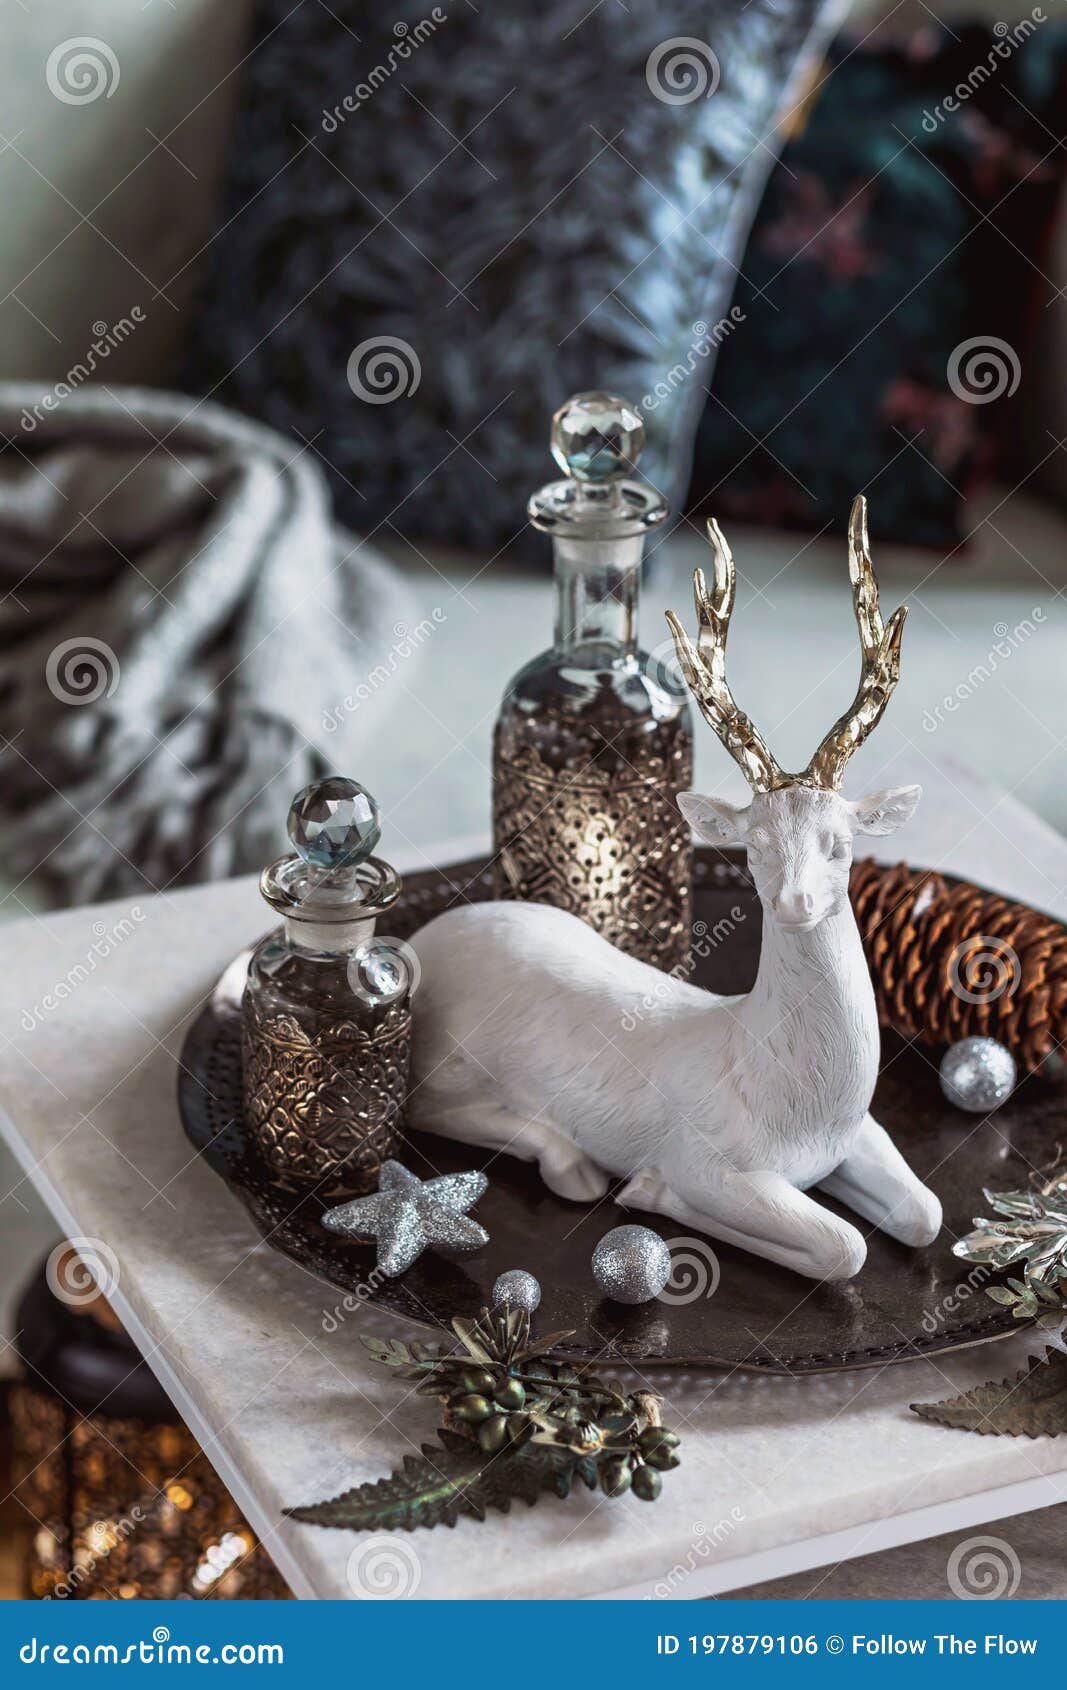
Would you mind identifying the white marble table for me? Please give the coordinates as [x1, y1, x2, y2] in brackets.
[2, 756, 1067, 1601]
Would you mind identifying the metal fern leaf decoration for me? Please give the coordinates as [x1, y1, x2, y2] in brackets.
[285, 1305, 680, 1532]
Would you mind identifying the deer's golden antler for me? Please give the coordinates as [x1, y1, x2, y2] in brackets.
[667, 499, 906, 794]
[665, 518, 786, 795]
[802, 495, 908, 790]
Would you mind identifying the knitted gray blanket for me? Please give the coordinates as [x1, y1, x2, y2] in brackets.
[0, 385, 418, 904]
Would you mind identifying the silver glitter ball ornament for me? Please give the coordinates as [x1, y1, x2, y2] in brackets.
[939, 1036, 1016, 1113]
[492, 1269, 541, 1314]
[592, 1224, 672, 1305]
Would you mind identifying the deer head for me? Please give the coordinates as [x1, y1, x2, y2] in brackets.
[667, 497, 920, 932]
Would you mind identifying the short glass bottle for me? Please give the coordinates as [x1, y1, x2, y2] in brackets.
[241, 777, 414, 1203]
[492, 392, 693, 969]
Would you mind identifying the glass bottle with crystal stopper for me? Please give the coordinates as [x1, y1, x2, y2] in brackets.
[241, 776, 413, 1202]
[491, 392, 693, 968]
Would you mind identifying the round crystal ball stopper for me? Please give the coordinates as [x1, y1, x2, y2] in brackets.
[287, 776, 381, 870]
[550, 391, 644, 483]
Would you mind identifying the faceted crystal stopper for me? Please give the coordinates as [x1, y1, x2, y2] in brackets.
[550, 392, 644, 483]
[287, 776, 381, 870]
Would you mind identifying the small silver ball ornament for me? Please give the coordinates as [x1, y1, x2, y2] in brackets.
[592, 1224, 672, 1305]
[492, 1268, 541, 1314]
[939, 1036, 1016, 1112]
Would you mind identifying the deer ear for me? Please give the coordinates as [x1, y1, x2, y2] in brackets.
[677, 791, 749, 845]
[850, 785, 921, 836]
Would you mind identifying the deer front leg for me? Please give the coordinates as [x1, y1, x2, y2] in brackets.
[818, 1114, 942, 1247]
[619, 1166, 867, 1282]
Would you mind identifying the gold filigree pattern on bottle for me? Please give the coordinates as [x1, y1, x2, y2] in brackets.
[492, 702, 692, 970]
[241, 990, 410, 1201]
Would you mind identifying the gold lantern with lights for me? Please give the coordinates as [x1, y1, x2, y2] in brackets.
[10, 1248, 290, 1601]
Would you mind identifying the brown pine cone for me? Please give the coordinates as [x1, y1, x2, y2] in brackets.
[848, 859, 1067, 1074]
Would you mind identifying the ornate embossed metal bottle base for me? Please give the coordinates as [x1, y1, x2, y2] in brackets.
[241, 986, 411, 1202]
[492, 704, 692, 970]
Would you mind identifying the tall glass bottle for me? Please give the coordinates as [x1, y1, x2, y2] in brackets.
[491, 393, 693, 970]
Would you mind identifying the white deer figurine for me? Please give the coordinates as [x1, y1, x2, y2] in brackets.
[409, 497, 941, 1280]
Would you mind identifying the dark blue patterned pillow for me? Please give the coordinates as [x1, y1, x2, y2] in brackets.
[187, 0, 840, 555]
[689, 20, 1067, 547]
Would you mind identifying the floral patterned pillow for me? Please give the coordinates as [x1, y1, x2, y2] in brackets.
[689, 20, 1067, 547]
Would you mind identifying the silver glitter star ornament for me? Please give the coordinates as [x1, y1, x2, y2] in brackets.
[322, 1160, 490, 1277]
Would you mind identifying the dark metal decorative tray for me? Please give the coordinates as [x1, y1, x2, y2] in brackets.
[178, 852, 1065, 1374]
